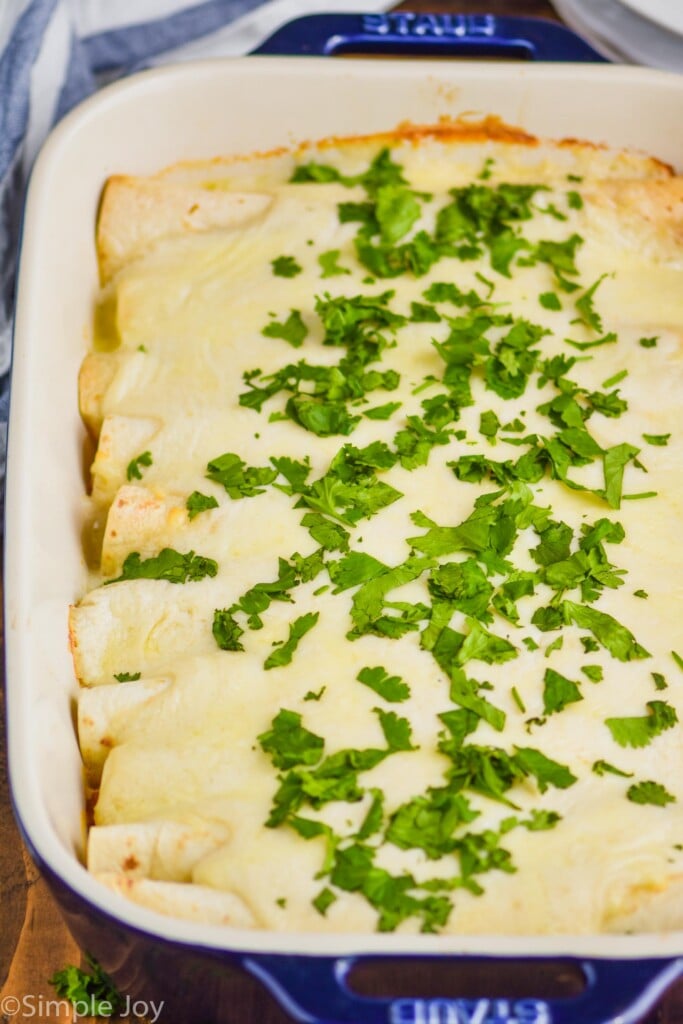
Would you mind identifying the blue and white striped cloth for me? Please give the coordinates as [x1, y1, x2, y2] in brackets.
[0, 0, 390, 491]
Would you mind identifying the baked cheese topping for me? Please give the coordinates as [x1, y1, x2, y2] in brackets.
[72, 122, 683, 935]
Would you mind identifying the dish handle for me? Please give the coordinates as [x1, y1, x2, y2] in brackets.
[242, 953, 683, 1024]
[251, 13, 606, 62]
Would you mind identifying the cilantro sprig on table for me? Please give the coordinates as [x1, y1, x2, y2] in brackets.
[50, 956, 123, 1017]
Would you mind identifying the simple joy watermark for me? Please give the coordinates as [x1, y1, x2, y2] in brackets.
[0, 994, 164, 1021]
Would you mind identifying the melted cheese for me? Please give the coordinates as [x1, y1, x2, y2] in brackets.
[74, 124, 683, 934]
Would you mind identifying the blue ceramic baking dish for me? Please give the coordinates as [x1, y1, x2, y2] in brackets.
[6, 14, 683, 1023]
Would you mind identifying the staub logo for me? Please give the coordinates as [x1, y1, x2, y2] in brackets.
[389, 998, 552, 1024]
[361, 13, 497, 38]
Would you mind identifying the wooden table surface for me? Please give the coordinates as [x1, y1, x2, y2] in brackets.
[2, 2, 682, 1022]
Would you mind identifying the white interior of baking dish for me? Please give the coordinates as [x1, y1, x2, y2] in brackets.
[6, 57, 683, 958]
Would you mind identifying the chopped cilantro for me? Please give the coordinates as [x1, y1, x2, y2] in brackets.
[259, 709, 325, 769]
[562, 601, 650, 661]
[313, 887, 337, 915]
[511, 687, 526, 713]
[108, 548, 217, 585]
[513, 746, 578, 793]
[539, 291, 561, 311]
[639, 336, 658, 348]
[318, 249, 351, 278]
[126, 450, 152, 481]
[574, 274, 608, 333]
[479, 409, 500, 442]
[564, 332, 617, 351]
[543, 668, 582, 715]
[348, 556, 434, 637]
[592, 760, 633, 778]
[304, 686, 326, 702]
[364, 401, 402, 420]
[634, 589, 648, 599]
[212, 609, 245, 652]
[207, 452, 278, 498]
[606, 700, 678, 748]
[581, 665, 603, 683]
[357, 666, 410, 702]
[272, 255, 302, 278]
[642, 433, 670, 446]
[262, 309, 308, 347]
[264, 612, 320, 670]
[49, 957, 123, 1017]
[567, 190, 583, 210]
[602, 369, 627, 389]
[375, 185, 422, 244]
[301, 512, 350, 553]
[374, 708, 416, 751]
[113, 671, 140, 682]
[627, 781, 676, 807]
[386, 787, 477, 859]
[186, 490, 219, 519]
[410, 301, 441, 323]
[673, 652, 683, 671]
[652, 672, 667, 691]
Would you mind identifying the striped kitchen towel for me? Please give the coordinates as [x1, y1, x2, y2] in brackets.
[0, 0, 390, 494]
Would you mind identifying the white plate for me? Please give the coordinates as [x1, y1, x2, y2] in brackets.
[618, 0, 683, 37]
[550, 0, 683, 71]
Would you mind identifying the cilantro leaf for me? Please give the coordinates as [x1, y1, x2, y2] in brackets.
[301, 512, 350, 553]
[449, 667, 506, 731]
[428, 559, 494, 621]
[318, 249, 351, 278]
[356, 788, 385, 840]
[126, 450, 152, 481]
[349, 556, 435, 636]
[642, 433, 670, 447]
[50, 957, 123, 1017]
[108, 548, 217, 585]
[374, 708, 416, 751]
[212, 609, 245, 652]
[272, 255, 302, 278]
[186, 490, 219, 520]
[357, 666, 410, 702]
[562, 600, 650, 661]
[313, 887, 337, 915]
[513, 746, 578, 792]
[258, 709, 324, 769]
[206, 452, 278, 498]
[603, 443, 640, 509]
[592, 760, 633, 778]
[606, 700, 678, 748]
[574, 274, 607, 332]
[543, 668, 583, 715]
[230, 557, 299, 629]
[262, 309, 308, 347]
[375, 185, 421, 244]
[386, 787, 478, 858]
[264, 612, 320, 670]
[364, 400, 402, 420]
[329, 551, 388, 592]
[627, 781, 676, 807]
[455, 619, 517, 667]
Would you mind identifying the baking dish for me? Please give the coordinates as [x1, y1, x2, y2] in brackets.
[5, 14, 683, 1023]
